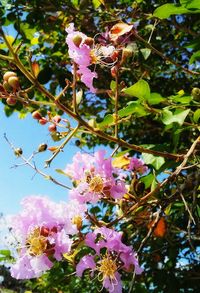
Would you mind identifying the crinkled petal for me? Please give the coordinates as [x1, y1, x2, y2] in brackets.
[103, 272, 122, 293]
[76, 255, 96, 277]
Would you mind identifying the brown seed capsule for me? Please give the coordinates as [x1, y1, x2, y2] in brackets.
[3, 71, 17, 82]
[14, 147, 23, 156]
[38, 143, 48, 152]
[7, 76, 20, 90]
[6, 97, 17, 105]
[32, 110, 42, 120]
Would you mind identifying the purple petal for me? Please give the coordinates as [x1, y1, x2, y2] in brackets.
[76, 255, 96, 277]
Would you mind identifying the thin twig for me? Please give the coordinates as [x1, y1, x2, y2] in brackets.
[4, 133, 71, 190]
[1, 29, 186, 161]
[107, 136, 200, 228]
[45, 124, 80, 167]
[132, 31, 200, 76]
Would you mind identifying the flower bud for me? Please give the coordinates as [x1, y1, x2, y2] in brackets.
[32, 110, 42, 120]
[7, 76, 20, 90]
[84, 37, 94, 47]
[72, 215, 82, 230]
[72, 35, 83, 47]
[191, 87, 200, 101]
[38, 143, 47, 152]
[3, 71, 17, 82]
[6, 97, 17, 105]
[53, 115, 61, 123]
[48, 124, 57, 132]
[39, 117, 48, 125]
[111, 66, 118, 78]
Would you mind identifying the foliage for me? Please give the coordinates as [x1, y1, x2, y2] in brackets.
[0, 0, 200, 292]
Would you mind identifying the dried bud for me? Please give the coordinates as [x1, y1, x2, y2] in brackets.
[121, 47, 133, 63]
[84, 37, 94, 47]
[191, 87, 200, 101]
[39, 117, 48, 125]
[3, 71, 17, 82]
[110, 50, 119, 61]
[38, 143, 48, 152]
[14, 147, 23, 156]
[72, 35, 83, 47]
[6, 97, 17, 106]
[32, 110, 42, 120]
[111, 66, 118, 78]
[48, 124, 57, 132]
[7, 76, 20, 90]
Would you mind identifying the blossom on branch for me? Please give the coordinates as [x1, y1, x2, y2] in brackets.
[66, 23, 97, 93]
[10, 196, 85, 279]
[76, 227, 143, 293]
[65, 150, 126, 204]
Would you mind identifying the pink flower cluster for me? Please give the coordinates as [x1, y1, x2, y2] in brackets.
[66, 23, 97, 93]
[76, 227, 143, 293]
[65, 150, 126, 204]
[10, 196, 86, 279]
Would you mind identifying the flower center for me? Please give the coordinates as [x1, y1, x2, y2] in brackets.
[26, 227, 47, 256]
[89, 175, 104, 193]
[98, 255, 117, 280]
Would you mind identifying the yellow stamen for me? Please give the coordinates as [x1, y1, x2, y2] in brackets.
[89, 175, 104, 193]
[26, 227, 47, 256]
[98, 255, 117, 280]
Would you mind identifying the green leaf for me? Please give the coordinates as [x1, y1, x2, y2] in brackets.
[189, 50, 200, 64]
[92, 0, 102, 8]
[0, 249, 11, 257]
[118, 102, 147, 117]
[142, 153, 165, 170]
[148, 92, 165, 105]
[55, 169, 68, 176]
[20, 23, 36, 40]
[140, 173, 155, 188]
[122, 79, 150, 100]
[153, 4, 190, 19]
[171, 95, 192, 104]
[110, 80, 116, 91]
[193, 109, 200, 123]
[98, 114, 113, 128]
[140, 48, 151, 60]
[161, 109, 190, 125]
[0, 35, 14, 49]
[180, 0, 200, 9]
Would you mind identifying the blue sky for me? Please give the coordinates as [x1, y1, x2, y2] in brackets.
[0, 107, 80, 215]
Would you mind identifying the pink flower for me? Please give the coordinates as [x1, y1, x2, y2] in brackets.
[76, 227, 143, 293]
[66, 23, 97, 93]
[129, 157, 148, 175]
[65, 150, 126, 204]
[10, 196, 85, 279]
